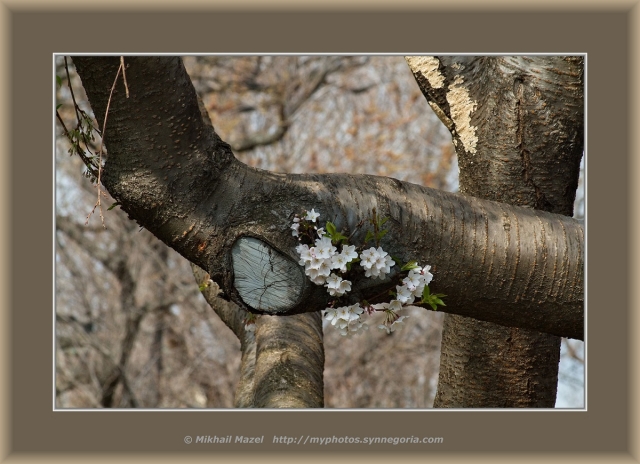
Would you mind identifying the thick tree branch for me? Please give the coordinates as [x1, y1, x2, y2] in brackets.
[71, 56, 584, 340]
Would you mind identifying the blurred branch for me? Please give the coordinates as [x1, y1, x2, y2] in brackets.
[56, 215, 115, 271]
[206, 56, 366, 153]
[563, 338, 584, 364]
[189, 264, 257, 406]
[100, 306, 144, 408]
[231, 118, 289, 152]
[191, 264, 247, 338]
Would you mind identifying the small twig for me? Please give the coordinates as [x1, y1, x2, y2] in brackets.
[64, 57, 82, 125]
[120, 56, 130, 98]
[56, 111, 99, 179]
[365, 286, 397, 306]
[347, 219, 365, 242]
[61, 58, 100, 173]
[86, 57, 128, 228]
[55, 108, 70, 135]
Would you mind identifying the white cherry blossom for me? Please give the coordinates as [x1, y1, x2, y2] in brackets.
[290, 222, 300, 237]
[421, 265, 433, 286]
[305, 208, 320, 222]
[331, 253, 350, 272]
[324, 307, 338, 323]
[396, 284, 415, 304]
[388, 299, 403, 312]
[379, 315, 409, 334]
[314, 236, 336, 260]
[337, 279, 352, 295]
[341, 245, 358, 261]
[360, 246, 394, 279]
[325, 273, 341, 288]
[335, 306, 351, 322]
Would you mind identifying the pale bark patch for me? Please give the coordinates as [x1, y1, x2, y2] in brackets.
[405, 56, 478, 154]
[446, 75, 478, 155]
[405, 56, 445, 89]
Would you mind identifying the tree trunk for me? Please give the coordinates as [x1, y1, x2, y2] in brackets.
[407, 56, 583, 407]
[191, 265, 324, 407]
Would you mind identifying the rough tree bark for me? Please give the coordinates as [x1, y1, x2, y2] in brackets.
[407, 56, 583, 407]
[68, 56, 584, 407]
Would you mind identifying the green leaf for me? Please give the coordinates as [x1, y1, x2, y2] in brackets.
[56, 103, 62, 110]
[56, 75, 62, 89]
[401, 261, 419, 272]
[420, 285, 446, 310]
[107, 202, 121, 211]
[364, 230, 374, 243]
[198, 284, 207, 292]
[333, 232, 348, 243]
[376, 229, 388, 240]
[325, 221, 337, 236]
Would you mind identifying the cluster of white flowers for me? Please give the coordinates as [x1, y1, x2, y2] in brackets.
[323, 303, 368, 336]
[396, 266, 433, 304]
[294, 209, 359, 292]
[291, 208, 320, 237]
[292, 208, 440, 337]
[325, 273, 352, 296]
[374, 302, 410, 334]
[360, 246, 395, 279]
[296, 239, 358, 288]
[367, 267, 433, 333]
